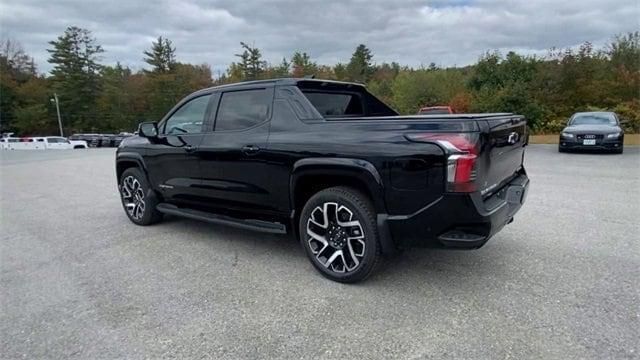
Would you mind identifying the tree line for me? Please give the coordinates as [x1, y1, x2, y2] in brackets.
[1, 26, 638, 136]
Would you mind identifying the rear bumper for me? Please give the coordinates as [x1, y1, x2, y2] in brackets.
[379, 171, 529, 250]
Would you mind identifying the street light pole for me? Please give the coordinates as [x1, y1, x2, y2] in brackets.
[52, 93, 63, 137]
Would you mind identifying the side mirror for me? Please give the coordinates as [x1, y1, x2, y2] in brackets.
[138, 122, 158, 138]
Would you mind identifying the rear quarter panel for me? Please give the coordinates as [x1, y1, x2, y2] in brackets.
[266, 96, 451, 216]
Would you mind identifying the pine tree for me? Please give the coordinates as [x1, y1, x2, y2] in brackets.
[346, 44, 374, 83]
[143, 36, 177, 74]
[47, 26, 103, 131]
[291, 52, 317, 77]
[234, 42, 266, 80]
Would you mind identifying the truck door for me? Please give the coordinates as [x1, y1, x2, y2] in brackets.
[143, 93, 214, 207]
[197, 86, 279, 217]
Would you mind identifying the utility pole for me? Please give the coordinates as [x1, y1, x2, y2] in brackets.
[51, 93, 63, 137]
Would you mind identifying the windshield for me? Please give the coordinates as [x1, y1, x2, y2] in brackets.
[570, 113, 616, 125]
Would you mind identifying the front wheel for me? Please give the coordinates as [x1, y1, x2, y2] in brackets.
[119, 167, 163, 225]
[299, 187, 381, 283]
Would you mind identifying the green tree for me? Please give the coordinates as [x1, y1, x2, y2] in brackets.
[47, 26, 104, 132]
[346, 44, 374, 83]
[143, 36, 177, 74]
[368, 62, 401, 104]
[607, 32, 640, 102]
[14, 104, 50, 135]
[143, 63, 213, 122]
[291, 52, 317, 77]
[233, 42, 266, 80]
[1, 39, 40, 132]
[98, 63, 137, 131]
[391, 68, 466, 114]
[272, 57, 291, 77]
[609, 32, 640, 72]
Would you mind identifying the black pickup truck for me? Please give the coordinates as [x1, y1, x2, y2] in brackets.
[116, 78, 529, 282]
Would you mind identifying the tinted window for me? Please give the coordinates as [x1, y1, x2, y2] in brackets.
[163, 94, 211, 135]
[302, 91, 363, 117]
[215, 89, 271, 131]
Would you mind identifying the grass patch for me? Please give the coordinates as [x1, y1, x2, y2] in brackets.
[530, 134, 640, 145]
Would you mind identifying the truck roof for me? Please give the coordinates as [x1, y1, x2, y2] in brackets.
[201, 78, 365, 93]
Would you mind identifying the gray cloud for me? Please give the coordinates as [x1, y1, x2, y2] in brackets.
[1, 0, 637, 76]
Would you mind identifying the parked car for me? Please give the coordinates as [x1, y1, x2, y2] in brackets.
[67, 138, 89, 149]
[418, 106, 454, 115]
[0, 138, 12, 150]
[559, 112, 624, 153]
[37, 137, 88, 149]
[3, 137, 20, 150]
[116, 78, 529, 283]
[3, 136, 87, 150]
[98, 134, 116, 147]
[83, 134, 101, 147]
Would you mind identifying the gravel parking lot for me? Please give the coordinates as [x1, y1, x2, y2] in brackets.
[1, 145, 639, 359]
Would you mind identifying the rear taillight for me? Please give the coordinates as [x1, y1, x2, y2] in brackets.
[405, 133, 479, 192]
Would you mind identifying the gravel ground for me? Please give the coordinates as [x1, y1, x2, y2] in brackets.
[1, 145, 639, 359]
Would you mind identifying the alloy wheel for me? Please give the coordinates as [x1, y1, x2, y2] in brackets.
[306, 202, 366, 273]
[121, 175, 146, 220]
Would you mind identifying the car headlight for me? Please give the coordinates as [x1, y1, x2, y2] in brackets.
[561, 132, 574, 138]
[606, 133, 621, 139]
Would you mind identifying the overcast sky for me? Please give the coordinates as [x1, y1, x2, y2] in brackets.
[1, 0, 637, 76]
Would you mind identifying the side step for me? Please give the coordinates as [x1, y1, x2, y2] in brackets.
[156, 203, 287, 234]
[437, 230, 486, 248]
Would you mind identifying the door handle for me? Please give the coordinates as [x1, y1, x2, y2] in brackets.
[185, 144, 198, 153]
[242, 145, 260, 155]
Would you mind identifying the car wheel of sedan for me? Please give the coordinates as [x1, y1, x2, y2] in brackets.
[119, 167, 163, 225]
[299, 186, 381, 283]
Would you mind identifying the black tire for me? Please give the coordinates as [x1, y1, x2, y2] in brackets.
[299, 186, 381, 283]
[614, 147, 623, 154]
[119, 167, 163, 225]
[558, 146, 566, 153]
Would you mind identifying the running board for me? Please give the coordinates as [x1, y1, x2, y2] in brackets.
[156, 203, 287, 234]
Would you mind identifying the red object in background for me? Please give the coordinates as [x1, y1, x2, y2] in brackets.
[417, 106, 454, 115]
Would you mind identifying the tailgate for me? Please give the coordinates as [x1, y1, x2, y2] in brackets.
[478, 116, 527, 197]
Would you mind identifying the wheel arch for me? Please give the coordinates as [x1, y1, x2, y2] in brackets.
[116, 152, 149, 184]
[290, 158, 386, 219]
[291, 158, 398, 257]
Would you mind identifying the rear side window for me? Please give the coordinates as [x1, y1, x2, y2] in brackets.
[215, 89, 272, 131]
[302, 92, 363, 117]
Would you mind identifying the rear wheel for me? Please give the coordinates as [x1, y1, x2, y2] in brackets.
[299, 187, 381, 283]
[119, 167, 163, 225]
